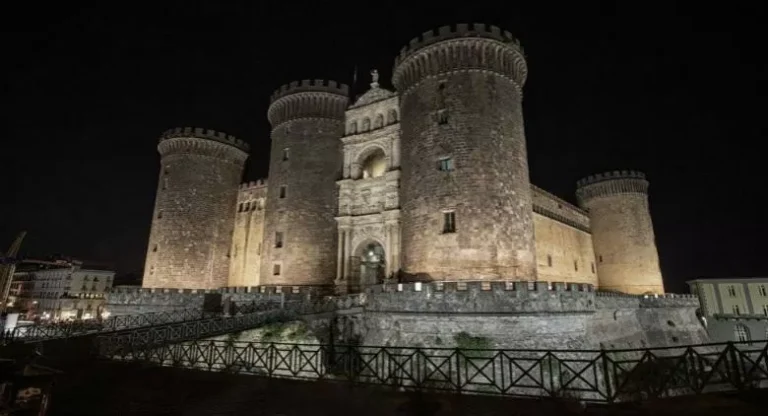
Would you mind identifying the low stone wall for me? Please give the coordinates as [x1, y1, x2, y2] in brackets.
[105, 285, 331, 315]
[106, 282, 708, 351]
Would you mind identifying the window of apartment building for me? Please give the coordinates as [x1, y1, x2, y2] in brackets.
[734, 324, 750, 342]
[282, 148, 290, 161]
[438, 157, 454, 172]
[275, 232, 284, 248]
[279, 186, 287, 199]
[273, 264, 281, 276]
[760, 285, 767, 297]
[732, 304, 741, 315]
[728, 285, 737, 297]
[442, 211, 456, 234]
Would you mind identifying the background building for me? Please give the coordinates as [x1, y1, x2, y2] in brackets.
[688, 277, 768, 342]
[10, 258, 115, 320]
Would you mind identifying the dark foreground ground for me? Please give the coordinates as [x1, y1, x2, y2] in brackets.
[40, 360, 764, 416]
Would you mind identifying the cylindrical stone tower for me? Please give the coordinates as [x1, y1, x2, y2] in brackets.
[261, 80, 348, 285]
[142, 127, 249, 289]
[392, 23, 535, 280]
[575, 170, 664, 294]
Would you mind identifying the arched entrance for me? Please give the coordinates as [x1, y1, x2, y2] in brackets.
[352, 240, 386, 291]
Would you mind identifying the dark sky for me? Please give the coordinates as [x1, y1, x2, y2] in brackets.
[3, 2, 766, 292]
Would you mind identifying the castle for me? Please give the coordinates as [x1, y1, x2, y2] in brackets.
[141, 23, 665, 296]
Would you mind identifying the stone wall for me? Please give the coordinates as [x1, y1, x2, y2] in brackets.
[229, 180, 267, 287]
[355, 282, 707, 350]
[533, 213, 598, 286]
[143, 128, 248, 290]
[394, 26, 535, 281]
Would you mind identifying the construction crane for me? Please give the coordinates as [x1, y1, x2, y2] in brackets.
[0, 231, 26, 313]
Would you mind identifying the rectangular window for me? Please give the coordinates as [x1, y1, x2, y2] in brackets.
[438, 157, 454, 172]
[279, 186, 287, 198]
[442, 211, 456, 233]
[574, 260, 579, 272]
[728, 285, 736, 297]
[547, 255, 552, 267]
[282, 148, 290, 161]
[437, 109, 448, 125]
[760, 285, 767, 297]
[273, 264, 281, 276]
[732, 304, 740, 315]
[591, 262, 595, 273]
[275, 232, 284, 248]
[763, 304, 768, 316]
[598, 255, 603, 263]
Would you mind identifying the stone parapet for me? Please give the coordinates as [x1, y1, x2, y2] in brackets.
[392, 23, 527, 94]
[575, 170, 649, 206]
[159, 127, 249, 153]
[595, 291, 699, 309]
[364, 280, 595, 314]
[531, 185, 591, 232]
[267, 80, 349, 127]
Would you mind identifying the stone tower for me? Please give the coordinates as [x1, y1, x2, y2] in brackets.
[142, 127, 249, 289]
[261, 80, 348, 285]
[392, 24, 535, 280]
[576, 171, 664, 294]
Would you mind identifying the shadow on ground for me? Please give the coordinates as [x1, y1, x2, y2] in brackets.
[40, 359, 765, 416]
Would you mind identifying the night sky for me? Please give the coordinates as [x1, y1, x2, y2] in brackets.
[3, 2, 766, 292]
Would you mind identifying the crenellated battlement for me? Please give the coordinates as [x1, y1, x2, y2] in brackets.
[159, 127, 250, 152]
[575, 170, 649, 205]
[531, 185, 591, 232]
[392, 23, 527, 93]
[576, 170, 646, 188]
[394, 23, 522, 68]
[367, 280, 593, 294]
[267, 79, 349, 128]
[269, 79, 349, 104]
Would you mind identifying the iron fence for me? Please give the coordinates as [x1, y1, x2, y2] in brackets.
[101, 339, 768, 403]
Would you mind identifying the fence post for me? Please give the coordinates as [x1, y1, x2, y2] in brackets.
[455, 348, 462, 394]
[725, 342, 742, 388]
[601, 349, 613, 402]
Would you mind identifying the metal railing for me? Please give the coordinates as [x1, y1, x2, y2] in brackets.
[96, 296, 365, 353]
[100, 339, 768, 403]
[1, 308, 215, 343]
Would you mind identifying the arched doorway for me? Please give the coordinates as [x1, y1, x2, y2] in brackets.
[354, 241, 386, 291]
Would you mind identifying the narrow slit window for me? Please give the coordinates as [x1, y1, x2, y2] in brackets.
[547, 255, 552, 267]
[279, 186, 287, 199]
[574, 260, 578, 272]
[282, 148, 290, 161]
[442, 211, 456, 234]
[275, 232, 284, 248]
